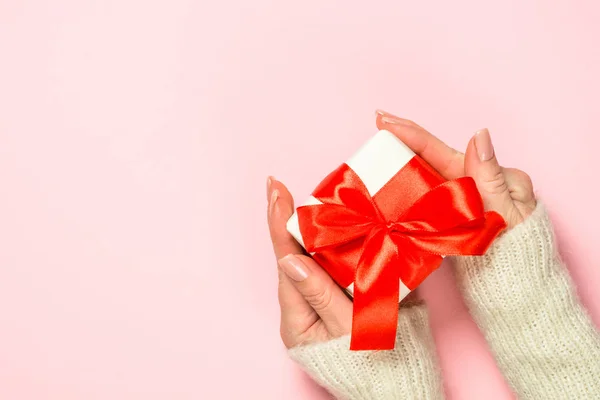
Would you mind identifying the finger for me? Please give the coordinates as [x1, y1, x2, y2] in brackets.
[375, 110, 465, 179]
[464, 129, 514, 216]
[266, 177, 314, 324]
[278, 254, 353, 337]
[267, 177, 302, 258]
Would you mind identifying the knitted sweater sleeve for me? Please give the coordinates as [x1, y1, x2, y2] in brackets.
[454, 203, 600, 399]
[288, 305, 444, 400]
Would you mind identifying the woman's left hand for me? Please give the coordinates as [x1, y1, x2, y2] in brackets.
[267, 178, 353, 349]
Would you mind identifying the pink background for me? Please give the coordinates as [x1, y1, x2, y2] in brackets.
[1, 1, 599, 399]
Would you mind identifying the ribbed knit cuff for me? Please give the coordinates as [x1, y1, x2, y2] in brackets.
[454, 202, 560, 317]
[288, 306, 444, 400]
[454, 202, 600, 399]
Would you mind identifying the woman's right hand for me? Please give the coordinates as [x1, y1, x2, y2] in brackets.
[376, 110, 537, 230]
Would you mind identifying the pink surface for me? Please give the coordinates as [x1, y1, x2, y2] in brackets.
[1, 1, 599, 399]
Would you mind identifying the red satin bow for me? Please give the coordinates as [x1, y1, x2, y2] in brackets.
[297, 156, 506, 350]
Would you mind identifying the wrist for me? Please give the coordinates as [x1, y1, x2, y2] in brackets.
[454, 202, 558, 313]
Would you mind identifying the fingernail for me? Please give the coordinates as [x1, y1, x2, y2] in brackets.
[381, 116, 403, 125]
[474, 129, 494, 161]
[266, 176, 273, 199]
[378, 109, 404, 125]
[278, 254, 309, 281]
[376, 109, 403, 123]
[268, 188, 279, 217]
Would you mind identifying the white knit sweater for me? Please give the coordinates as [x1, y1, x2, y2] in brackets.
[289, 204, 600, 399]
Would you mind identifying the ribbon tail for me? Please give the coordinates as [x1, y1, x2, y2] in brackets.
[350, 228, 400, 350]
[391, 236, 443, 289]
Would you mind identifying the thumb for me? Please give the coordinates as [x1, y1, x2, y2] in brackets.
[464, 129, 514, 216]
[278, 254, 353, 337]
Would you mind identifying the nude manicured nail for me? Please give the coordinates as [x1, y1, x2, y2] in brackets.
[266, 176, 273, 198]
[269, 188, 279, 217]
[474, 129, 494, 161]
[278, 254, 309, 281]
[376, 109, 403, 125]
[381, 116, 403, 125]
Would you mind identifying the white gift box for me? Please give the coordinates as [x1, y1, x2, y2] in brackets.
[286, 129, 421, 301]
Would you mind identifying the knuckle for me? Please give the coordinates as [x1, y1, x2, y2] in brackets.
[506, 168, 535, 198]
[481, 170, 508, 194]
[304, 286, 333, 312]
[506, 168, 532, 184]
[518, 171, 534, 190]
[443, 150, 464, 175]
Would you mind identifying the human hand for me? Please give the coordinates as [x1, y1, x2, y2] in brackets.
[267, 178, 353, 348]
[376, 110, 537, 229]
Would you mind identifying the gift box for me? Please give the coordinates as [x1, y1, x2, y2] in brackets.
[287, 129, 506, 350]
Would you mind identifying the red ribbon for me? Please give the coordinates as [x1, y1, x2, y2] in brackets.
[297, 156, 506, 350]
